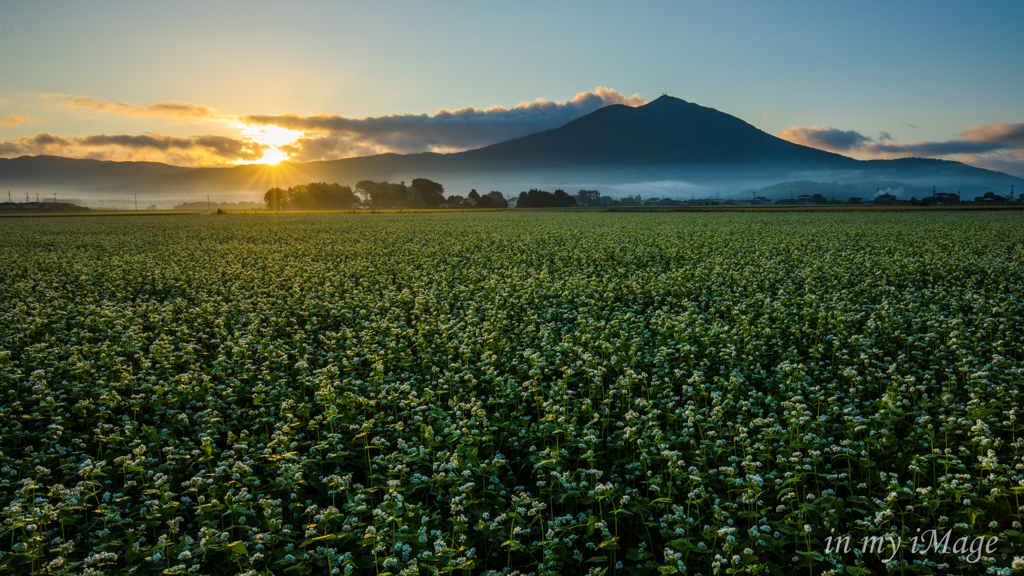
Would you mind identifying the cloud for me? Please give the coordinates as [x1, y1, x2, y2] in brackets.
[244, 87, 645, 161]
[278, 136, 386, 163]
[59, 95, 222, 121]
[0, 132, 264, 165]
[861, 139, 1010, 156]
[780, 122, 1024, 178]
[0, 133, 73, 156]
[959, 123, 1024, 145]
[958, 149, 1024, 176]
[3, 87, 646, 166]
[0, 99, 8, 106]
[0, 114, 33, 127]
[778, 126, 872, 152]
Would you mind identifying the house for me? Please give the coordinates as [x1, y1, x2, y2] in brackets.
[751, 196, 772, 205]
[876, 193, 898, 204]
[796, 194, 815, 205]
[975, 192, 1007, 204]
[922, 192, 959, 205]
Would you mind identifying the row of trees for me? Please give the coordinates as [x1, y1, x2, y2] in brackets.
[264, 183, 359, 211]
[264, 180, 447, 211]
[263, 180, 512, 210]
[355, 179, 446, 209]
[516, 189, 578, 208]
[447, 189, 508, 208]
[263, 180, 601, 210]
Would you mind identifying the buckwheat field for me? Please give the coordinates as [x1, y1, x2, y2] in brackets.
[1, 211, 1023, 575]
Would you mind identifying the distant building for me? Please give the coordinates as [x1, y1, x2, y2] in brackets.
[975, 191, 1007, 204]
[922, 192, 959, 205]
[796, 194, 815, 205]
[876, 193, 898, 204]
[751, 196, 772, 205]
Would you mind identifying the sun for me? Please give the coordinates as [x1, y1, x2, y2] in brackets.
[235, 124, 302, 165]
[258, 147, 290, 165]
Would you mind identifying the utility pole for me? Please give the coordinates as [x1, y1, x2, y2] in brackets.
[53, 192, 57, 204]
[832, 189, 835, 202]
[207, 195, 210, 212]
[135, 194, 138, 211]
[1011, 185, 1015, 202]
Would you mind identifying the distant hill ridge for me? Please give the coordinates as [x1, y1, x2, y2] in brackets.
[1, 96, 1021, 200]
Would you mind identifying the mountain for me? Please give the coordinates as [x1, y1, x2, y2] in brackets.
[1, 96, 1021, 204]
[452, 96, 852, 169]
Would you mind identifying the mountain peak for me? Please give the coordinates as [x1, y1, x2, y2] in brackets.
[645, 94, 690, 106]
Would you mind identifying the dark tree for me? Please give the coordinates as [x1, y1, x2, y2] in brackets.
[264, 187, 286, 211]
[352, 179, 448, 209]
[355, 181, 380, 204]
[263, 183, 358, 210]
[411, 178, 445, 208]
[304, 182, 359, 209]
[485, 191, 507, 208]
[576, 190, 601, 206]
[552, 189, 576, 207]
[516, 189, 575, 208]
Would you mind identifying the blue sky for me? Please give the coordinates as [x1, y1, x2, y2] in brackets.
[1, 0, 1022, 174]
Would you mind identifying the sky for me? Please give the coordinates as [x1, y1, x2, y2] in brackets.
[1, 0, 1023, 176]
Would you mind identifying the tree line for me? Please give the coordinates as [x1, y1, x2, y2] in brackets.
[264, 183, 360, 211]
[263, 180, 609, 210]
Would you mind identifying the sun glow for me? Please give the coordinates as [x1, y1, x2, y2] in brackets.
[235, 124, 302, 165]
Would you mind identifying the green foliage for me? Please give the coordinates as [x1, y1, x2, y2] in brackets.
[1, 211, 1023, 575]
[577, 190, 601, 207]
[410, 178, 445, 209]
[517, 189, 577, 208]
[264, 182, 359, 211]
[354, 179, 446, 209]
